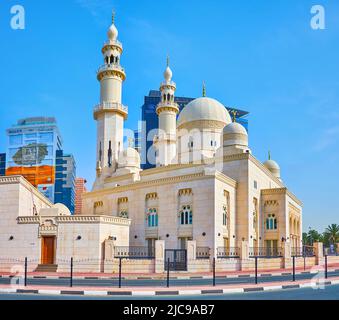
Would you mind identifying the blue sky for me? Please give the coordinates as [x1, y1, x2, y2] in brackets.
[0, 0, 338, 232]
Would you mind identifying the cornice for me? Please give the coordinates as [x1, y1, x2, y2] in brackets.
[0, 176, 52, 206]
[18, 215, 131, 226]
[261, 188, 302, 207]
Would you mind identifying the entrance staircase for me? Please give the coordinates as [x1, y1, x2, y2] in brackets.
[35, 264, 58, 273]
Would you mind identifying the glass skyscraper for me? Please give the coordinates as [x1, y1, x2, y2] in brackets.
[0, 153, 6, 176]
[140, 90, 249, 169]
[5, 117, 76, 212]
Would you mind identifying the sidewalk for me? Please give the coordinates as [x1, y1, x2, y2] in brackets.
[1, 276, 338, 297]
[1, 263, 338, 280]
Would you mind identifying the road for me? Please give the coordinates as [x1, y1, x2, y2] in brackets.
[1, 270, 338, 288]
[1, 284, 339, 300]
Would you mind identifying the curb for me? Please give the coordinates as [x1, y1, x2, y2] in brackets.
[1, 279, 338, 297]
[1, 269, 337, 281]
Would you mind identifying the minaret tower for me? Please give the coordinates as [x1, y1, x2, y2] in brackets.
[154, 57, 179, 167]
[93, 12, 127, 185]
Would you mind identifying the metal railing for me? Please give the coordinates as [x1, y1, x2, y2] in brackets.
[97, 63, 125, 74]
[94, 102, 128, 114]
[114, 246, 155, 259]
[249, 247, 283, 258]
[216, 247, 240, 258]
[291, 246, 315, 257]
[196, 247, 210, 259]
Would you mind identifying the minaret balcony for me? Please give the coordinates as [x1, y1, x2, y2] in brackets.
[102, 40, 123, 54]
[160, 81, 176, 90]
[153, 133, 176, 144]
[97, 63, 126, 81]
[156, 101, 179, 115]
[93, 102, 128, 120]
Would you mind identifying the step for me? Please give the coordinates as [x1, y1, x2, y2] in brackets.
[35, 264, 58, 273]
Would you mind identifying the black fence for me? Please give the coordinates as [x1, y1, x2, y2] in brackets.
[291, 246, 315, 257]
[216, 247, 240, 258]
[114, 246, 155, 259]
[196, 247, 210, 259]
[249, 247, 283, 258]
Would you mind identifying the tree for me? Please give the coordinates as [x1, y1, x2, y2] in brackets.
[324, 224, 339, 245]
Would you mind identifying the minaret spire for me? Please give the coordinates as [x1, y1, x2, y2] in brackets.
[112, 10, 115, 24]
[268, 150, 271, 160]
[202, 81, 206, 97]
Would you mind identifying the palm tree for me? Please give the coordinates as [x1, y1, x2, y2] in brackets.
[325, 224, 339, 245]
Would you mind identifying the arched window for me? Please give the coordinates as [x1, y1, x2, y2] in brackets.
[147, 208, 158, 227]
[105, 56, 109, 64]
[110, 55, 114, 64]
[180, 205, 193, 225]
[167, 93, 171, 101]
[163, 94, 166, 102]
[266, 214, 277, 230]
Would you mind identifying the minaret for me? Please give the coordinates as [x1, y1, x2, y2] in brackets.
[154, 57, 179, 167]
[93, 12, 127, 184]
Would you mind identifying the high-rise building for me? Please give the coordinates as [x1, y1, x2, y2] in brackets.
[54, 150, 76, 214]
[75, 178, 87, 215]
[140, 90, 249, 169]
[5, 117, 76, 211]
[0, 153, 6, 176]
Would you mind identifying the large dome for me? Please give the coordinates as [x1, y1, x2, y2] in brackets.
[177, 97, 231, 129]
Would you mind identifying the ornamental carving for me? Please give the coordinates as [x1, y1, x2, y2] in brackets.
[94, 201, 104, 209]
[118, 197, 128, 204]
[145, 192, 158, 200]
[264, 200, 279, 207]
[179, 188, 193, 196]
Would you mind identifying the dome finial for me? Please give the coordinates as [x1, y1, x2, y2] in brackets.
[166, 55, 170, 67]
[202, 81, 206, 97]
[268, 150, 271, 160]
[230, 110, 238, 123]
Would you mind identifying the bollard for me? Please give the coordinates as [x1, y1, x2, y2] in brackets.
[255, 257, 258, 285]
[119, 257, 122, 288]
[292, 255, 296, 282]
[167, 258, 170, 288]
[213, 257, 216, 287]
[325, 255, 328, 279]
[70, 257, 73, 288]
[24, 257, 28, 287]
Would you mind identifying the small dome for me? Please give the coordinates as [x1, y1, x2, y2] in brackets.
[223, 122, 248, 147]
[108, 23, 118, 41]
[164, 66, 173, 82]
[223, 122, 247, 135]
[264, 159, 281, 178]
[177, 97, 231, 128]
[118, 147, 141, 169]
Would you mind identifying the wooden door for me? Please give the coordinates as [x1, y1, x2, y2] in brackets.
[41, 237, 55, 265]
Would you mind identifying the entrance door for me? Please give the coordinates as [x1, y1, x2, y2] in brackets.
[41, 237, 55, 265]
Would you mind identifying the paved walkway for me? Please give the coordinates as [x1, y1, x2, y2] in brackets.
[1, 263, 338, 280]
[1, 275, 338, 297]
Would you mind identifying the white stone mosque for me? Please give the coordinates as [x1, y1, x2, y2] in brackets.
[0, 14, 302, 272]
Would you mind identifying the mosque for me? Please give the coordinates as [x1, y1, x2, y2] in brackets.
[0, 14, 302, 272]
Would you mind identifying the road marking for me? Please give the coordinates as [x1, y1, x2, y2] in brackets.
[178, 290, 201, 295]
[132, 291, 156, 296]
[263, 286, 282, 291]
